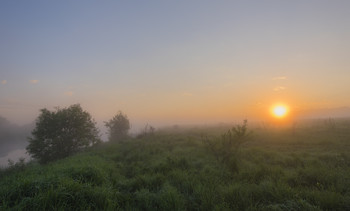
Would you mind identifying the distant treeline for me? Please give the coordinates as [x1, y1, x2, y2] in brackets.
[0, 117, 33, 157]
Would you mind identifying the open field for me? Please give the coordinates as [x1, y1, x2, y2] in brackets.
[1, 119, 350, 210]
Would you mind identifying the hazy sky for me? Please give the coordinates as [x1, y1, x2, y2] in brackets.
[1, 0, 350, 128]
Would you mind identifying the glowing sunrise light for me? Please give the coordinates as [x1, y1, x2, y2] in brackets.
[272, 105, 288, 118]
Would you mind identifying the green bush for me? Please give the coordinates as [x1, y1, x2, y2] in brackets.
[26, 104, 101, 164]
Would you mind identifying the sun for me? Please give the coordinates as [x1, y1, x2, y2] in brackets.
[271, 105, 288, 118]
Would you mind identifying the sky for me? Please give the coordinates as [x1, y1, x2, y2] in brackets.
[1, 0, 350, 130]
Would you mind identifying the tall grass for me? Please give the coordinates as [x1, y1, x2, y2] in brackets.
[1, 119, 350, 210]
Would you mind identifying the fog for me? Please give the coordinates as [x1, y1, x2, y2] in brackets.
[1, 106, 350, 167]
[0, 116, 33, 167]
[0, 149, 30, 167]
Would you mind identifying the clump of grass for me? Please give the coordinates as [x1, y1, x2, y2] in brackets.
[0, 158, 28, 179]
[202, 119, 251, 173]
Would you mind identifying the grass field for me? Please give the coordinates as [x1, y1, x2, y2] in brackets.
[1, 119, 350, 210]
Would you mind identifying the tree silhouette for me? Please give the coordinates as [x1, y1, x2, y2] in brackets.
[27, 104, 101, 164]
[105, 111, 130, 142]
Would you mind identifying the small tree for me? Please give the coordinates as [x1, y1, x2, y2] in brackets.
[26, 104, 101, 164]
[105, 111, 130, 142]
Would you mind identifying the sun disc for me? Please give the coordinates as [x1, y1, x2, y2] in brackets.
[272, 105, 288, 118]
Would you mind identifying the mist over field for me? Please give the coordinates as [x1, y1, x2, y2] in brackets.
[1, 112, 350, 167]
[1, 1, 350, 210]
[0, 117, 33, 166]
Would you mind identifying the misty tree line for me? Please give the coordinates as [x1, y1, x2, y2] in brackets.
[26, 104, 131, 164]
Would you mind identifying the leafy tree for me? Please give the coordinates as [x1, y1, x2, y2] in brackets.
[26, 104, 101, 164]
[105, 111, 130, 142]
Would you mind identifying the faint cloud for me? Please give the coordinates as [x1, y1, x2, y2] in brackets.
[30, 80, 39, 84]
[182, 92, 193, 97]
[274, 86, 286, 91]
[272, 76, 287, 80]
[1, 80, 7, 85]
[64, 91, 74, 97]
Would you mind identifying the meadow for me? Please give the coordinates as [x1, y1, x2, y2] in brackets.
[1, 119, 350, 210]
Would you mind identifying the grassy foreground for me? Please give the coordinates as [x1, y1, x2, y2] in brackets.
[1, 121, 350, 210]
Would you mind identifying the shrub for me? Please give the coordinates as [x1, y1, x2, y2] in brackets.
[26, 104, 101, 164]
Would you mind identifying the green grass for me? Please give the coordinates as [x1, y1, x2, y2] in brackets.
[1, 120, 350, 210]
